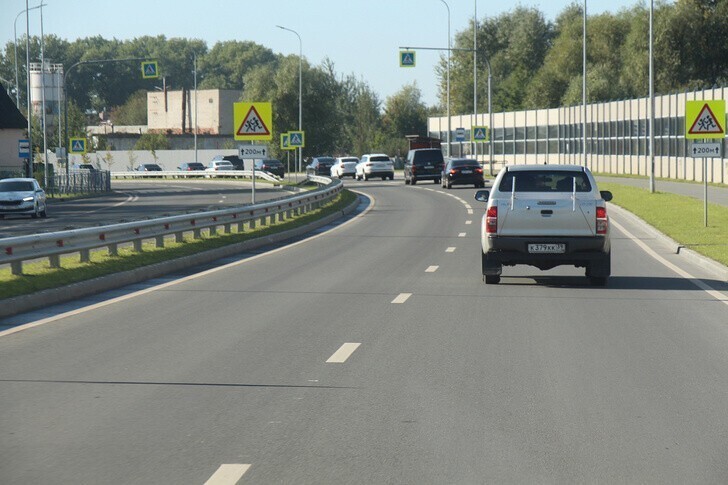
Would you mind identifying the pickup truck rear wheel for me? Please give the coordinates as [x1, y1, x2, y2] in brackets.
[586, 252, 610, 286]
[482, 252, 502, 284]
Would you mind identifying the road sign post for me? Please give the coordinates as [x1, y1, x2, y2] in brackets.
[18, 139, 30, 159]
[69, 137, 87, 155]
[234, 102, 273, 141]
[685, 99, 725, 226]
[141, 61, 159, 79]
[399, 51, 416, 67]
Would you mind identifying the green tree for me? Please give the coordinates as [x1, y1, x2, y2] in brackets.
[111, 89, 148, 125]
[199, 41, 277, 91]
[382, 83, 428, 155]
[134, 132, 170, 151]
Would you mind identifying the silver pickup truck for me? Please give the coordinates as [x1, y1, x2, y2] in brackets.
[474, 164, 613, 286]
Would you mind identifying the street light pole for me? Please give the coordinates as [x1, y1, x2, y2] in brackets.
[473, 0, 477, 160]
[648, 0, 655, 193]
[193, 52, 198, 163]
[25, 0, 32, 177]
[440, 0, 451, 157]
[13, 4, 41, 108]
[276, 25, 303, 178]
[39, 2, 48, 187]
[583, 0, 588, 168]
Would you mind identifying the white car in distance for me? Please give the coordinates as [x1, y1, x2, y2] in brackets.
[330, 157, 359, 179]
[355, 154, 395, 181]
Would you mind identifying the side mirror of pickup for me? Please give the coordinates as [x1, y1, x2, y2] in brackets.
[600, 190, 613, 202]
[474, 189, 490, 202]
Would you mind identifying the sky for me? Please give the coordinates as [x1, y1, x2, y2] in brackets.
[2, 0, 644, 107]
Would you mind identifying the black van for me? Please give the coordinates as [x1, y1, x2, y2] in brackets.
[404, 148, 444, 185]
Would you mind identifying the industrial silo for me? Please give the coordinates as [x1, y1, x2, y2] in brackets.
[29, 62, 64, 132]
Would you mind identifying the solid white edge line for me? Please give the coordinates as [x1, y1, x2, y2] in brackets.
[204, 464, 251, 485]
[0, 191, 375, 338]
[391, 293, 412, 304]
[611, 218, 728, 306]
[425, 265, 439, 273]
[326, 342, 361, 363]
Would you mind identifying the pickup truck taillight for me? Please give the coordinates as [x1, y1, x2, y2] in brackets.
[596, 206, 608, 235]
[486, 206, 498, 234]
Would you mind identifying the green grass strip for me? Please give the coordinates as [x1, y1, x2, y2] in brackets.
[0, 189, 357, 299]
[600, 182, 728, 267]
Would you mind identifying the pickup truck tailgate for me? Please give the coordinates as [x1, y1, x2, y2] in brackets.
[498, 197, 597, 237]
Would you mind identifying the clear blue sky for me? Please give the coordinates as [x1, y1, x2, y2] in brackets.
[2, 0, 644, 107]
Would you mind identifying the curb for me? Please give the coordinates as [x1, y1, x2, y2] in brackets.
[1, 196, 361, 320]
[610, 204, 728, 281]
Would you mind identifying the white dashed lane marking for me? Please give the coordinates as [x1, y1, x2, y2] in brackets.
[391, 293, 412, 304]
[465, 220, 472, 225]
[458, 232, 466, 237]
[425, 265, 439, 273]
[446, 247, 456, 253]
[326, 343, 361, 363]
[204, 464, 251, 485]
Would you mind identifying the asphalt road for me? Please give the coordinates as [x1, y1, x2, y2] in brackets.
[2, 177, 728, 484]
[0, 179, 293, 239]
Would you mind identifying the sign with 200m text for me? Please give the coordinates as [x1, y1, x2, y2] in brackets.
[238, 144, 268, 159]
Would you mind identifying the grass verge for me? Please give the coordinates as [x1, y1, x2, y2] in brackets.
[0, 189, 357, 299]
[600, 182, 728, 267]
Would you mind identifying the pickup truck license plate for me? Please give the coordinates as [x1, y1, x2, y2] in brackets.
[528, 243, 565, 254]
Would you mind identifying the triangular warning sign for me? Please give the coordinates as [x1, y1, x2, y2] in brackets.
[688, 103, 725, 135]
[236, 106, 271, 136]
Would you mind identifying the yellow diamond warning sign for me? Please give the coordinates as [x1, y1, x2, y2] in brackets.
[685, 100, 725, 140]
[234, 102, 272, 141]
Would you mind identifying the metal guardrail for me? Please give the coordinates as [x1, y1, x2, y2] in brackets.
[1, 176, 341, 275]
[111, 170, 283, 184]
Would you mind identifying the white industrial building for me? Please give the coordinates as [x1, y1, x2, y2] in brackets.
[429, 86, 728, 184]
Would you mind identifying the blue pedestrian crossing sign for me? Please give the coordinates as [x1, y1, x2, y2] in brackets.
[141, 61, 159, 79]
[400, 51, 416, 68]
[281, 133, 294, 150]
[288, 131, 305, 148]
[69, 137, 87, 154]
[473, 126, 489, 142]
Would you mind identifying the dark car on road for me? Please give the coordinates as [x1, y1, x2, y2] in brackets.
[135, 163, 163, 177]
[404, 148, 444, 185]
[306, 156, 335, 176]
[441, 158, 485, 189]
[178, 162, 205, 171]
[255, 159, 285, 178]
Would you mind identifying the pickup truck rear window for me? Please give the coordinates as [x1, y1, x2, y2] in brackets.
[498, 170, 592, 193]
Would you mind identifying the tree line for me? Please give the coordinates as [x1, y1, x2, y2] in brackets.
[441, 0, 727, 114]
[1, 0, 725, 158]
